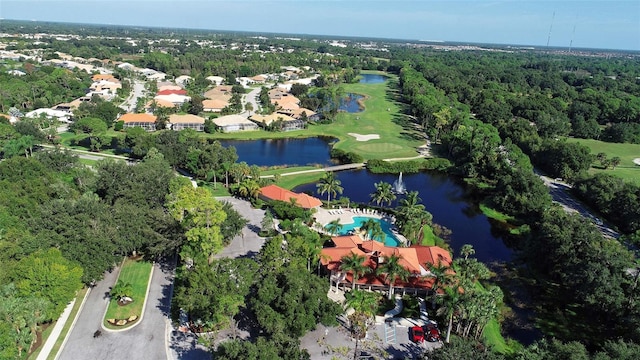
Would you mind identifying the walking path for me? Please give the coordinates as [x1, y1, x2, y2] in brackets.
[35, 299, 76, 360]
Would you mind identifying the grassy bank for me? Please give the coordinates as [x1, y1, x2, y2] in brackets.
[103, 258, 152, 329]
[568, 138, 640, 185]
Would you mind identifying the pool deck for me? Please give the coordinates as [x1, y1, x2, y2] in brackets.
[314, 207, 409, 245]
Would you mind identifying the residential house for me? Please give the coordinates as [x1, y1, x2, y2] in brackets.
[202, 99, 229, 113]
[259, 185, 323, 209]
[168, 114, 206, 131]
[213, 114, 258, 132]
[157, 89, 187, 96]
[277, 107, 319, 121]
[25, 108, 72, 123]
[206, 76, 224, 85]
[249, 113, 304, 131]
[154, 93, 191, 106]
[119, 113, 157, 131]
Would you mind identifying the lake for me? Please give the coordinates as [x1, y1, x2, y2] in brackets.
[359, 73, 388, 84]
[218, 137, 335, 167]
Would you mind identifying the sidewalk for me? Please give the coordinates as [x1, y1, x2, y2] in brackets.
[35, 298, 77, 360]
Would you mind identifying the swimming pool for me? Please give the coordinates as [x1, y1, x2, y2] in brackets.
[332, 216, 400, 247]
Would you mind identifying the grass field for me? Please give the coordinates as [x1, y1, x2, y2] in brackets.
[568, 138, 640, 185]
[103, 258, 152, 329]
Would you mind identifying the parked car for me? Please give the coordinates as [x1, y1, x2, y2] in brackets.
[424, 323, 441, 342]
[410, 326, 425, 343]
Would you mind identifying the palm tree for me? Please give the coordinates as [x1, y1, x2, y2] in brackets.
[460, 244, 476, 260]
[325, 219, 343, 236]
[340, 253, 371, 290]
[437, 286, 463, 344]
[427, 262, 452, 308]
[344, 289, 378, 360]
[238, 179, 261, 200]
[360, 218, 385, 242]
[370, 181, 396, 207]
[377, 253, 410, 300]
[316, 172, 343, 203]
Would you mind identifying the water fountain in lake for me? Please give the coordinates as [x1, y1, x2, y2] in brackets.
[393, 172, 406, 194]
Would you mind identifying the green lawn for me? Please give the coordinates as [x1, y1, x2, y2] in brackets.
[276, 172, 326, 190]
[103, 258, 152, 329]
[568, 138, 640, 185]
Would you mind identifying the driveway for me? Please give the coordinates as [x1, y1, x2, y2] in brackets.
[213, 196, 267, 259]
[57, 259, 175, 360]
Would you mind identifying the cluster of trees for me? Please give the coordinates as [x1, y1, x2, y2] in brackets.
[174, 212, 341, 359]
[397, 52, 640, 355]
[0, 64, 91, 113]
[0, 146, 247, 357]
[573, 174, 640, 234]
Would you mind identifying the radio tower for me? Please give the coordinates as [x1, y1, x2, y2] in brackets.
[546, 11, 555, 47]
[569, 13, 578, 52]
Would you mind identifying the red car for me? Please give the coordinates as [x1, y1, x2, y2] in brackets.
[424, 323, 441, 342]
[410, 326, 425, 343]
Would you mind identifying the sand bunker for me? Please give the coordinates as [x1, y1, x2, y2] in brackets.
[633, 158, 640, 166]
[348, 133, 380, 142]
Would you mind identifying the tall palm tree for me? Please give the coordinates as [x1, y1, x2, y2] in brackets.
[427, 262, 453, 308]
[376, 253, 410, 300]
[340, 253, 371, 290]
[436, 286, 464, 344]
[370, 181, 396, 207]
[316, 172, 343, 203]
[326, 219, 343, 236]
[344, 289, 378, 360]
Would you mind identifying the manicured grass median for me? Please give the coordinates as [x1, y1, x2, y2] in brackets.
[103, 258, 152, 329]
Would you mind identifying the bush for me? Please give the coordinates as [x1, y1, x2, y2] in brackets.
[366, 159, 443, 174]
[330, 148, 363, 164]
[114, 120, 124, 131]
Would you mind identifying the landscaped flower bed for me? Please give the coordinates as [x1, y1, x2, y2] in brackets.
[103, 258, 152, 329]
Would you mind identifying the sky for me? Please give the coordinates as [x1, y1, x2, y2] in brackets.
[1, 1, 639, 51]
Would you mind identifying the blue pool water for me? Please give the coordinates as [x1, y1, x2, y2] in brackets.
[331, 216, 400, 247]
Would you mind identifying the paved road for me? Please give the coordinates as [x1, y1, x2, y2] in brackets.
[239, 87, 260, 119]
[58, 259, 175, 360]
[538, 173, 620, 239]
[120, 79, 146, 112]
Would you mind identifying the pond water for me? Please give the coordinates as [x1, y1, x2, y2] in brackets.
[294, 169, 513, 264]
[219, 137, 335, 167]
[359, 73, 388, 84]
[338, 93, 365, 113]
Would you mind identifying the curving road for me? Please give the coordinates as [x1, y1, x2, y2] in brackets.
[57, 259, 175, 360]
[537, 173, 620, 239]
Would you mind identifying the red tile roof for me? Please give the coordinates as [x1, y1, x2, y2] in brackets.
[157, 89, 187, 96]
[259, 185, 322, 209]
[320, 236, 454, 291]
